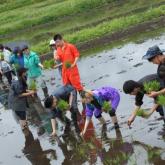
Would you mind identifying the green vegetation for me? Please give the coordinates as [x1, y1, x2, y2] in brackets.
[65, 61, 72, 69]
[29, 80, 37, 91]
[136, 109, 148, 118]
[102, 101, 112, 113]
[0, 0, 164, 55]
[157, 95, 165, 106]
[144, 80, 160, 93]
[0, 0, 115, 35]
[32, 5, 165, 54]
[57, 99, 69, 111]
[43, 59, 55, 69]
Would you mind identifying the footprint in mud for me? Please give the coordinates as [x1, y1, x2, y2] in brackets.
[117, 70, 127, 74]
[148, 127, 158, 133]
[14, 155, 22, 159]
[97, 55, 102, 58]
[8, 131, 14, 134]
[91, 66, 94, 68]
[148, 122, 159, 126]
[93, 74, 110, 83]
[109, 57, 116, 60]
[128, 58, 133, 62]
[133, 62, 143, 67]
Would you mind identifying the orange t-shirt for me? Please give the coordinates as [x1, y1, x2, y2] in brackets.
[56, 43, 79, 64]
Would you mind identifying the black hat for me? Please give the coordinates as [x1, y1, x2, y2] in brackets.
[142, 45, 164, 60]
[44, 95, 54, 108]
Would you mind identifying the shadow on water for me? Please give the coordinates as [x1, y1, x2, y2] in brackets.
[0, 34, 165, 164]
[22, 128, 56, 165]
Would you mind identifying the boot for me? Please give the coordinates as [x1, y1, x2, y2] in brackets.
[42, 87, 49, 98]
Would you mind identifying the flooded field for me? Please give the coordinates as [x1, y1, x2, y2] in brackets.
[0, 34, 165, 165]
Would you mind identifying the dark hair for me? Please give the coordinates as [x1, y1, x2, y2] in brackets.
[0, 44, 4, 50]
[79, 90, 86, 98]
[123, 80, 141, 94]
[53, 34, 62, 41]
[44, 96, 54, 108]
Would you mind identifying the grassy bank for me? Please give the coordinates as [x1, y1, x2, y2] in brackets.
[32, 5, 165, 54]
[0, 0, 115, 35]
[0, 0, 165, 56]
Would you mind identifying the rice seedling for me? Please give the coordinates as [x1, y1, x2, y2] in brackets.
[57, 99, 69, 111]
[102, 101, 111, 113]
[144, 80, 160, 93]
[157, 95, 165, 106]
[65, 61, 72, 68]
[136, 109, 148, 118]
[29, 80, 37, 91]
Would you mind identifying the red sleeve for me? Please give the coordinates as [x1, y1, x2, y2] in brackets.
[70, 44, 80, 58]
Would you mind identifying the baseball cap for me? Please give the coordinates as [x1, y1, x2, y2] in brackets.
[49, 39, 56, 46]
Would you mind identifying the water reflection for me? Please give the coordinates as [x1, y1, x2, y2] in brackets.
[22, 128, 56, 165]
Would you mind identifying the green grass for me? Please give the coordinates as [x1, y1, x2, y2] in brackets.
[31, 5, 165, 54]
[0, 0, 115, 35]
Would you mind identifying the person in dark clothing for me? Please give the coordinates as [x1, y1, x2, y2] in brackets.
[123, 74, 164, 126]
[44, 84, 80, 136]
[142, 45, 165, 97]
[8, 68, 36, 129]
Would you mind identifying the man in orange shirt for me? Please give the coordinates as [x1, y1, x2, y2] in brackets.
[54, 34, 83, 92]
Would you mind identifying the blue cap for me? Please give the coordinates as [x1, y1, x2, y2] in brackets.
[142, 45, 165, 60]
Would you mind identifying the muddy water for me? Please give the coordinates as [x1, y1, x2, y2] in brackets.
[0, 34, 165, 165]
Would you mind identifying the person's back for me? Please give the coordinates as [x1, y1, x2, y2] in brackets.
[24, 51, 41, 78]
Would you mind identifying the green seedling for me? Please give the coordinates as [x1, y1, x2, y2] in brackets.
[57, 99, 69, 111]
[43, 60, 50, 69]
[144, 80, 160, 93]
[136, 109, 148, 118]
[102, 101, 111, 113]
[65, 61, 72, 68]
[29, 80, 37, 91]
[157, 95, 165, 106]
[49, 59, 55, 68]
